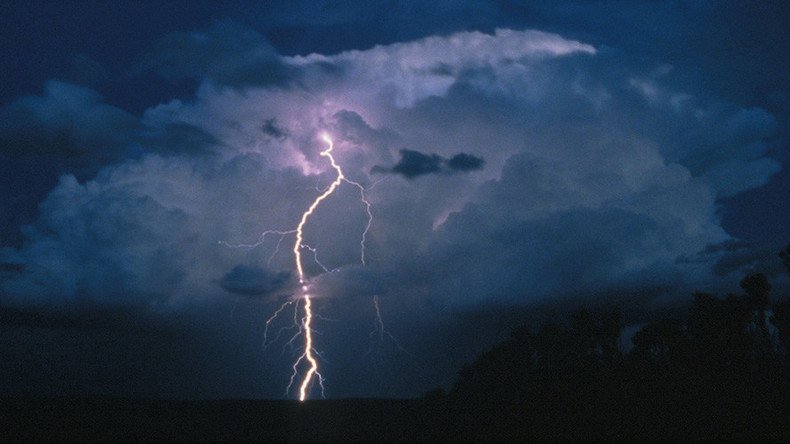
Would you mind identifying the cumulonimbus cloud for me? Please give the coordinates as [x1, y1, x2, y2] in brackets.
[0, 25, 783, 315]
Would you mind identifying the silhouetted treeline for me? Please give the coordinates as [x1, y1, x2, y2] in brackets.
[446, 270, 790, 440]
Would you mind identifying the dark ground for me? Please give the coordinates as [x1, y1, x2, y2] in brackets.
[3, 391, 790, 442]
[0, 396, 449, 442]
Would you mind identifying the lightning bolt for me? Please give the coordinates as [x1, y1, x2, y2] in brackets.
[286, 133, 347, 401]
[221, 132, 379, 400]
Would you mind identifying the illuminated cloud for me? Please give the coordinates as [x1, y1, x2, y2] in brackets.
[0, 25, 782, 316]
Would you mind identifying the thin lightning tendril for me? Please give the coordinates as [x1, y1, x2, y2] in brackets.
[372, 295, 386, 341]
[218, 229, 297, 265]
[342, 178, 373, 265]
[218, 229, 296, 250]
[300, 244, 331, 273]
[368, 295, 411, 356]
[262, 300, 295, 348]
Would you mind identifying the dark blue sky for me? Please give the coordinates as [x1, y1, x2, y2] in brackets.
[1, 1, 788, 399]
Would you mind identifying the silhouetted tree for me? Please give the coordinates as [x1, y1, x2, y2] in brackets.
[741, 273, 772, 340]
[631, 318, 687, 366]
[772, 301, 790, 355]
[779, 244, 790, 274]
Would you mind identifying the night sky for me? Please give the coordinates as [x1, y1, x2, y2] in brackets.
[1, 1, 789, 400]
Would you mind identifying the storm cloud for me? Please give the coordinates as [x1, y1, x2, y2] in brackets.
[1, 25, 782, 312]
[1, 14, 788, 399]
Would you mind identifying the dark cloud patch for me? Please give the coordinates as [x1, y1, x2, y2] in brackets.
[374, 149, 484, 179]
[261, 118, 288, 140]
[219, 265, 291, 298]
[141, 21, 296, 89]
[389, 149, 443, 178]
[447, 153, 485, 172]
